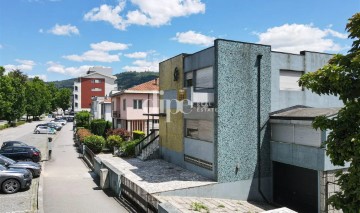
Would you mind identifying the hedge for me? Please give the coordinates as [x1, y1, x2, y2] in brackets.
[77, 128, 92, 144]
[83, 135, 105, 154]
[120, 139, 140, 157]
[106, 135, 123, 149]
[106, 128, 130, 140]
[133, 130, 145, 140]
[90, 119, 107, 136]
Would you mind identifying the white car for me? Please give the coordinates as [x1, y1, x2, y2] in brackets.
[50, 119, 66, 126]
[34, 126, 56, 134]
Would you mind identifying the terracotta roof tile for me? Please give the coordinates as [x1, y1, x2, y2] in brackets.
[127, 78, 159, 91]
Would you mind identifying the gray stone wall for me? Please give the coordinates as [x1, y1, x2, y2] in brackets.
[215, 39, 272, 183]
[319, 170, 344, 213]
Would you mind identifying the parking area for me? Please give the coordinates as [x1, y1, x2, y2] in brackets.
[0, 117, 54, 213]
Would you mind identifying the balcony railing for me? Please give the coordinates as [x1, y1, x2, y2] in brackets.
[112, 111, 121, 118]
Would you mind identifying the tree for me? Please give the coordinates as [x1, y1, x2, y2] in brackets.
[25, 77, 51, 119]
[299, 13, 360, 211]
[0, 66, 4, 77]
[56, 88, 72, 112]
[2, 70, 27, 123]
[0, 69, 14, 119]
[47, 83, 58, 112]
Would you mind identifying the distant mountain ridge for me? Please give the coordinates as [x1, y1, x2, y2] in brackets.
[49, 71, 159, 90]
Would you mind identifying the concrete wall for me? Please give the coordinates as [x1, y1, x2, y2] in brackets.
[319, 170, 344, 213]
[159, 54, 186, 167]
[184, 47, 214, 73]
[271, 51, 343, 112]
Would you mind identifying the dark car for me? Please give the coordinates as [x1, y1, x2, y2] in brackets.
[0, 165, 32, 194]
[0, 146, 41, 162]
[0, 154, 41, 177]
[1, 141, 28, 149]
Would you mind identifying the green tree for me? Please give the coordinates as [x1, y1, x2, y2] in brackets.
[2, 70, 27, 123]
[75, 111, 91, 129]
[25, 77, 51, 119]
[0, 66, 4, 77]
[56, 88, 72, 112]
[47, 83, 58, 112]
[299, 13, 360, 211]
[0, 69, 14, 119]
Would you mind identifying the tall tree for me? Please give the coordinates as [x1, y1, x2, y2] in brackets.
[25, 77, 51, 119]
[47, 83, 58, 112]
[56, 88, 72, 112]
[3, 70, 27, 123]
[299, 13, 360, 211]
[0, 68, 14, 119]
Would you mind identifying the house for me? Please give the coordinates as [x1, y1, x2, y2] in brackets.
[90, 96, 112, 122]
[270, 106, 347, 213]
[73, 66, 117, 112]
[155, 39, 344, 212]
[110, 78, 159, 134]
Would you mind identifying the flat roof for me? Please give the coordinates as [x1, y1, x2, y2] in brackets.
[270, 105, 340, 120]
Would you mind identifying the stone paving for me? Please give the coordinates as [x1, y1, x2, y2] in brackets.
[156, 196, 275, 213]
[97, 154, 216, 194]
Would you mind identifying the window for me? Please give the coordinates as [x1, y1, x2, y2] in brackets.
[185, 119, 213, 142]
[133, 100, 142, 109]
[123, 99, 126, 111]
[91, 79, 102, 83]
[75, 103, 78, 108]
[195, 67, 213, 90]
[91, 88, 102, 91]
[74, 86, 78, 91]
[75, 94, 78, 99]
[186, 72, 193, 87]
[280, 70, 303, 91]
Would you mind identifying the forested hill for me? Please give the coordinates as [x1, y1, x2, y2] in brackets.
[48, 71, 159, 90]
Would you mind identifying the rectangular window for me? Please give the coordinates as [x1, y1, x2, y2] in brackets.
[91, 79, 102, 83]
[75, 95, 78, 99]
[123, 99, 126, 111]
[280, 70, 303, 91]
[91, 88, 102, 91]
[186, 72, 193, 87]
[75, 103, 78, 108]
[195, 67, 213, 90]
[185, 119, 213, 142]
[133, 100, 142, 109]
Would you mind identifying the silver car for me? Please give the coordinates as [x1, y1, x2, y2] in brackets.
[34, 126, 56, 134]
[0, 154, 41, 177]
[0, 165, 32, 194]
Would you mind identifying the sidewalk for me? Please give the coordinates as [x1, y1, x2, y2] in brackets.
[42, 123, 129, 213]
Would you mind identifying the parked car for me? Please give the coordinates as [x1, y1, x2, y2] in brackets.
[0, 154, 41, 177]
[34, 126, 56, 134]
[47, 123, 62, 131]
[0, 146, 42, 162]
[51, 119, 66, 126]
[1, 141, 28, 149]
[0, 164, 32, 194]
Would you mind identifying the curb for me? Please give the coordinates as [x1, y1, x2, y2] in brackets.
[37, 161, 45, 213]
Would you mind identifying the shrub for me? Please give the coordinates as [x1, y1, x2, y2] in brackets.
[106, 135, 123, 149]
[90, 119, 107, 136]
[106, 128, 130, 140]
[83, 135, 105, 154]
[0, 124, 9, 131]
[133, 130, 145, 140]
[120, 139, 140, 157]
[77, 128, 92, 144]
[16, 121, 26, 126]
[75, 111, 91, 128]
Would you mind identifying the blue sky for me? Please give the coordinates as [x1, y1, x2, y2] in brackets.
[0, 0, 359, 82]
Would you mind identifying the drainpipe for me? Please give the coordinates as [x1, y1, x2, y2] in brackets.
[257, 54, 270, 204]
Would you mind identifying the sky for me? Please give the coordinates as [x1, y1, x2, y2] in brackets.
[0, 0, 359, 82]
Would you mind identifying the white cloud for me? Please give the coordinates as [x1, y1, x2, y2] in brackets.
[84, 0, 205, 30]
[48, 24, 79, 36]
[4, 59, 36, 72]
[90, 41, 129, 51]
[29, 74, 47, 81]
[46, 61, 91, 77]
[63, 50, 120, 63]
[172, 30, 215, 46]
[123, 59, 159, 72]
[256, 23, 348, 54]
[63, 41, 129, 62]
[124, 51, 149, 59]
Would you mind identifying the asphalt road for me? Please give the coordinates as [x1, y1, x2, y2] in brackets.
[43, 122, 129, 213]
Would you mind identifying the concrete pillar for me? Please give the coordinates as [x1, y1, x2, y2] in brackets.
[100, 168, 109, 189]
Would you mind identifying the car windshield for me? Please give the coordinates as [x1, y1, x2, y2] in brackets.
[0, 154, 16, 164]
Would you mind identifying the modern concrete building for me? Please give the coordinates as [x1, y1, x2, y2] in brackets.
[73, 67, 117, 112]
[154, 39, 344, 212]
[90, 96, 112, 122]
[110, 78, 159, 134]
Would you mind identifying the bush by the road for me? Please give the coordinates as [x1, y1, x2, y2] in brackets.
[120, 139, 140, 157]
[106, 128, 130, 141]
[106, 135, 123, 149]
[77, 128, 92, 144]
[75, 111, 91, 129]
[83, 135, 105, 154]
[90, 119, 107, 136]
[132, 130, 145, 140]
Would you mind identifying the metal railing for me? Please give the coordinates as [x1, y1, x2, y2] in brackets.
[134, 129, 159, 156]
[83, 145, 95, 168]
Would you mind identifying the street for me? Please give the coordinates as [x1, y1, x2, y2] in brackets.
[0, 119, 130, 213]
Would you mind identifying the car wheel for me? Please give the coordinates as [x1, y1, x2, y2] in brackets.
[2, 179, 20, 194]
[35, 131, 40, 134]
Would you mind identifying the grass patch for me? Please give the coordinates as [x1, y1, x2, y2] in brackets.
[218, 204, 225, 208]
[190, 202, 209, 212]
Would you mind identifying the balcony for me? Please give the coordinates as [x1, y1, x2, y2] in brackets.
[112, 111, 121, 118]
